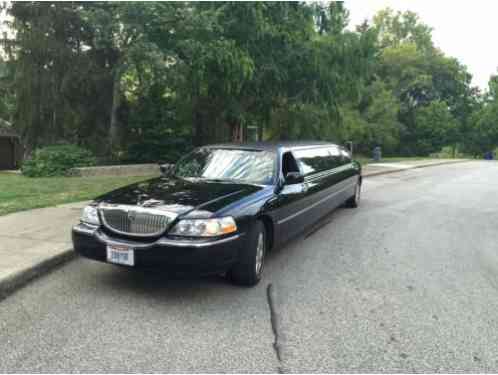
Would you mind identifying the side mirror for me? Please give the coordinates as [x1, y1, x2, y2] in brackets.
[159, 163, 174, 177]
[285, 171, 304, 185]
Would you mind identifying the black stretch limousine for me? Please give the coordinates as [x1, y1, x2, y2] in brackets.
[72, 142, 362, 286]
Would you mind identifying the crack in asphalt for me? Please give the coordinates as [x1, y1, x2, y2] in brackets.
[266, 283, 285, 373]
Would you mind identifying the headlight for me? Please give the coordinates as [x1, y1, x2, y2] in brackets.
[81, 205, 100, 226]
[169, 217, 237, 237]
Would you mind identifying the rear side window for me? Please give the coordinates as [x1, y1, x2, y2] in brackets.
[282, 152, 300, 176]
[329, 146, 343, 168]
[340, 148, 352, 164]
[294, 147, 334, 176]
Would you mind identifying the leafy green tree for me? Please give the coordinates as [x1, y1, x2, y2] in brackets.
[466, 74, 498, 156]
[412, 100, 458, 155]
[469, 105, 498, 156]
[80, 2, 178, 156]
[5, 2, 93, 155]
[373, 8, 434, 52]
[313, 1, 349, 36]
[1, 1, 488, 162]
[0, 57, 15, 123]
[487, 73, 498, 101]
[358, 80, 401, 153]
[373, 8, 476, 155]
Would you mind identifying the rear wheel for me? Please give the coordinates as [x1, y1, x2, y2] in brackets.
[345, 179, 361, 208]
[228, 221, 266, 287]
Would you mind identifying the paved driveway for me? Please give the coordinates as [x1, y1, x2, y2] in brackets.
[1, 161, 497, 372]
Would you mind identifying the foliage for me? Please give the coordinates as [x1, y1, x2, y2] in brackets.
[22, 144, 97, 177]
[468, 98, 498, 156]
[373, 8, 434, 52]
[412, 101, 458, 155]
[0, 2, 495, 161]
[373, 10, 477, 156]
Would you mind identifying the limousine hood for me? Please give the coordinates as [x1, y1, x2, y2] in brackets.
[93, 177, 264, 217]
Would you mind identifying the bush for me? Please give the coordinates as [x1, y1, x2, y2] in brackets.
[22, 144, 97, 177]
[124, 136, 193, 164]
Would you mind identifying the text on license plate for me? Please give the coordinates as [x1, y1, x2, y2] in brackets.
[106, 245, 134, 266]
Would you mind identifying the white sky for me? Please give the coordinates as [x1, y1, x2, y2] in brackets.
[346, 0, 498, 91]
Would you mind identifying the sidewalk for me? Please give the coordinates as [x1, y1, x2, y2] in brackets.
[0, 201, 88, 299]
[362, 158, 469, 177]
[0, 158, 470, 299]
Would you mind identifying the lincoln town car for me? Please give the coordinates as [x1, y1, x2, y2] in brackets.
[72, 142, 362, 286]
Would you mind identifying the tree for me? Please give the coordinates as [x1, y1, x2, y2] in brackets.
[487, 72, 498, 101]
[0, 56, 15, 123]
[373, 8, 477, 155]
[5, 2, 93, 155]
[358, 80, 401, 153]
[412, 100, 458, 155]
[466, 73, 498, 156]
[373, 8, 434, 52]
[80, 2, 178, 156]
[1, 2, 487, 162]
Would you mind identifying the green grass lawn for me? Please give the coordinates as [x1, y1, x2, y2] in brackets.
[0, 172, 156, 216]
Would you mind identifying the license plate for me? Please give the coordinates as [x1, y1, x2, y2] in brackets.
[106, 244, 134, 266]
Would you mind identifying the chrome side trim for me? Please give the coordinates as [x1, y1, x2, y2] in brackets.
[157, 235, 243, 248]
[73, 223, 99, 235]
[304, 163, 353, 182]
[276, 183, 356, 225]
[92, 229, 242, 249]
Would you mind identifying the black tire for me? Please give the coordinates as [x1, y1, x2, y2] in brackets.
[345, 178, 361, 208]
[228, 221, 266, 287]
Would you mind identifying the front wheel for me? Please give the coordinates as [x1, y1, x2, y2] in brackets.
[345, 179, 361, 208]
[228, 221, 266, 287]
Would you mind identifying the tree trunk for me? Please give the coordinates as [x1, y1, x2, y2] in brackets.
[230, 120, 243, 143]
[193, 107, 206, 147]
[109, 68, 122, 157]
[24, 63, 42, 159]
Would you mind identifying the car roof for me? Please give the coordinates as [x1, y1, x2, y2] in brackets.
[205, 141, 338, 152]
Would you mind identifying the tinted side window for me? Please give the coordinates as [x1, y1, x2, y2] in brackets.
[282, 152, 300, 175]
[329, 146, 342, 168]
[294, 147, 333, 176]
[340, 148, 351, 164]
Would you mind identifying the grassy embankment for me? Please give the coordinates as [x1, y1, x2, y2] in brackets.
[0, 172, 156, 216]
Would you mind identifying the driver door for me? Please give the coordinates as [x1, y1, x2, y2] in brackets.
[270, 151, 309, 245]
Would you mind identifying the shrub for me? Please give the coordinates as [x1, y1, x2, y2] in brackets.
[22, 144, 97, 177]
[124, 136, 193, 164]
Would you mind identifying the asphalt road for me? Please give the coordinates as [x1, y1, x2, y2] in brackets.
[2, 161, 498, 373]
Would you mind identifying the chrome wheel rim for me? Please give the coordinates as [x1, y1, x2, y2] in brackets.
[355, 184, 361, 203]
[255, 232, 265, 275]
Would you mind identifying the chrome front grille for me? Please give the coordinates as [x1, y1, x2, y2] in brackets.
[99, 205, 175, 236]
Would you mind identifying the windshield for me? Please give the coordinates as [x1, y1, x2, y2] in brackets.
[174, 148, 275, 185]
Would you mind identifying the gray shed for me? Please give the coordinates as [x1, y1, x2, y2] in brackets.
[0, 122, 23, 170]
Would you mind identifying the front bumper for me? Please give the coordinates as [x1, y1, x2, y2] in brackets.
[72, 223, 243, 275]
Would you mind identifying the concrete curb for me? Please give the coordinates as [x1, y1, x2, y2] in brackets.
[0, 249, 77, 301]
[363, 159, 471, 178]
[68, 163, 160, 177]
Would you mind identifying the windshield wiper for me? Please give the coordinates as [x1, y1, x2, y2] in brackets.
[200, 178, 233, 183]
[177, 176, 264, 186]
